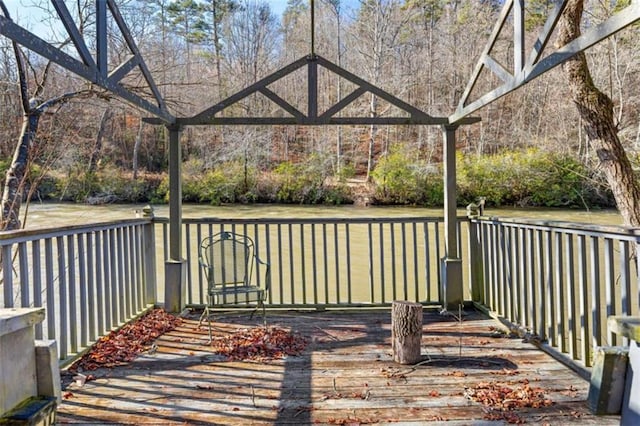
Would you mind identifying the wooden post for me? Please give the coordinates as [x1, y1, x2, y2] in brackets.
[391, 301, 423, 364]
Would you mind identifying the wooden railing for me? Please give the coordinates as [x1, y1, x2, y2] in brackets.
[3, 212, 638, 373]
[0, 220, 156, 364]
[154, 217, 466, 308]
[469, 216, 640, 369]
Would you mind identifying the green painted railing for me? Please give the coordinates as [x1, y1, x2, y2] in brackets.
[469, 216, 640, 370]
[154, 216, 466, 308]
[0, 219, 156, 364]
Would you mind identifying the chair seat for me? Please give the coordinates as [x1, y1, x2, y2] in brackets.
[209, 285, 264, 304]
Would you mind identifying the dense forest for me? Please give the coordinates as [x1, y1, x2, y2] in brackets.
[0, 0, 638, 214]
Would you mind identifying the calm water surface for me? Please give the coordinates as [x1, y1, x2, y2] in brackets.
[22, 202, 623, 229]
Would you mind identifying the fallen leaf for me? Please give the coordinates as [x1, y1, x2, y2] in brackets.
[68, 309, 181, 372]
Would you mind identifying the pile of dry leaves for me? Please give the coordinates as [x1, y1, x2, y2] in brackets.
[69, 308, 181, 372]
[465, 379, 553, 424]
[210, 326, 308, 361]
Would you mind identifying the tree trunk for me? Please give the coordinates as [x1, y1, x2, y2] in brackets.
[391, 300, 423, 364]
[366, 93, 378, 182]
[557, 0, 640, 228]
[1, 113, 39, 231]
[89, 108, 111, 174]
[133, 118, 143, 180]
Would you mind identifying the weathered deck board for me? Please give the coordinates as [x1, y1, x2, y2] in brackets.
[56, 309, 619, 425]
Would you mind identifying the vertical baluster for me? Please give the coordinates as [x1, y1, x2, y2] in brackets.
[162, 222, 168, 261]
[368, 222, 375, 303]
[517, 227, 526, 326]
[67, 235, 78, 355]
[619, 240, 631, 347]
[116, 227, 125, 322]
[128, 226, 138, 313]
[56, 236, 68, 359]
[95, 231, 105, 336]
[196, 223, 204, 305]
[577, 234, 590, 365]
[276, 223, 284, 304]
[2, 245, 13, 307]
[44, 239, 56, 341]
[379, 222, 385, 303]
[300, 223, 307, 304]
[434, 221, 442, 302]
[32, 241, 43, 338]
[345, 223, 352, 304]
[490, 223, 499, 310]
[311, 223, 318, 305]
[603, 238, 616, 345]
[422, 222, 431, 301]
[390, 222, 397, 301]
[497, 225, 506, 316]
[544, 230, 554, 345]
[86, 232, 96, 343]
[333, 223, 340, 304]
[287, 223, 294, 304]
[535, 229, 545, 339]
[619, 240, 632, 314]
[481, 222, 492, 308]
[322, 223, 329, 304]
[77, 233, 88, 349]
[565, 234, 576, 359]
[510, 226, 518, 323]
[525, 228, 534, 330]
[18, 242, 29, 308]
[185, 223, 193, 305]
[102, 229, 112, 332]
[110, 228, 120, 325]
[401, 222, 408, 301]
[554, 232, 565, 352]
[121, 227, 131, 320]
[265, 223, 273, 303]
[412, 222, 419, 302]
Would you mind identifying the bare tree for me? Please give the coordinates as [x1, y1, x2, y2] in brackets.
[0, 2, 102, 230]
[557, 0, 640, 228]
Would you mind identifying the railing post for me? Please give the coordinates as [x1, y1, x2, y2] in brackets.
[467, 208, 484, 304]
[140, 206, 157, 306]
[441, 124, 463, 311]
[164, 124, 186, 313]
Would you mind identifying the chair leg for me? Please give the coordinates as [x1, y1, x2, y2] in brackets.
[198, 306, 208, 326]
[199, 297, 214, 343]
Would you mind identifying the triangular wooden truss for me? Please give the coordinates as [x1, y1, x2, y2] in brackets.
[450, 0, 640, 123]
[0, 0, 172, 122]
[172, 54, 476, 126]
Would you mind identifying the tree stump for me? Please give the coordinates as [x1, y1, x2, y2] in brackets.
[391, 300, 423, 364]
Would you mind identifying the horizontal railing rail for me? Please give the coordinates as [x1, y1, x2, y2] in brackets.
[0, 219, 156, 364]
[469, 216, 640, 369]
[154, 216, 469, 308]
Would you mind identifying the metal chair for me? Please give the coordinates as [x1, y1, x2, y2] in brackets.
[198, 231, 270, 341]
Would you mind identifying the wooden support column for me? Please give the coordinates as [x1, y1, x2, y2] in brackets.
[164, 124, 186, 313]
[608, 316, 640, 424]
[441, 125, 463, 311]
[391, 301, 423, 364]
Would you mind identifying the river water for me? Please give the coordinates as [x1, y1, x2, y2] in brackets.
[21, 202, 623, 229]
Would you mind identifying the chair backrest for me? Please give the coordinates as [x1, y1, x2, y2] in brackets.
[200, 232, 254, 288]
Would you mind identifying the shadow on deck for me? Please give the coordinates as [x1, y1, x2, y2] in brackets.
[56, 309, 619, 425]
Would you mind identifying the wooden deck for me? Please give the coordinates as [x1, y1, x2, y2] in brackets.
[56, 309, 619, 425]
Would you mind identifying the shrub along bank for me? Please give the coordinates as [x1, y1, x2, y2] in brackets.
[7, 149, 617, 209]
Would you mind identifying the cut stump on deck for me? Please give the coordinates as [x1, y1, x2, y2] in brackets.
[391, 300, 422, 364]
